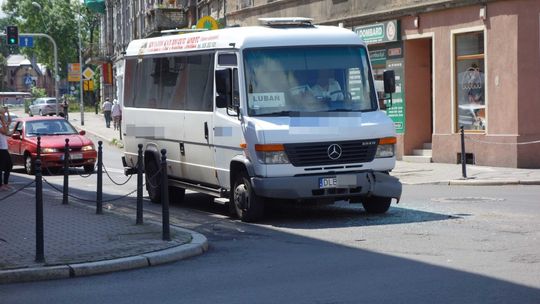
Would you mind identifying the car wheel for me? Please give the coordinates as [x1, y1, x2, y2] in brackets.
[145, 158, 161, 204]
[24, 154, 35, 175]
[361, 196, 392, 214]
[231, 171, 265, 222]
[83, 164, 95, 174]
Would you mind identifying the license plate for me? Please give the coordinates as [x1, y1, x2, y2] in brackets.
[70, 153, 83, 160]
[319, 177, 338, 189]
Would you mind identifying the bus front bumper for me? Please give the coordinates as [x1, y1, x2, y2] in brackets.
[251, 171, 402, 201]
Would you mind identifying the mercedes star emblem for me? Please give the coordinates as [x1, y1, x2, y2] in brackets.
[327, 144, 342, 160]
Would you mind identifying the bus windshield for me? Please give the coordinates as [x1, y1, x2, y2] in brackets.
[243, 46, 377, 116]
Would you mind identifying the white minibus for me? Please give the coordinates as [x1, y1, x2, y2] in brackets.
[121, 18, 401, 221]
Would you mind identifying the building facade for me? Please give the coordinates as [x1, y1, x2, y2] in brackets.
[96, 0, 540, 168]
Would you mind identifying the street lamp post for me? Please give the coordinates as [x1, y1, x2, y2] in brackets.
[77, 3, 85, 126]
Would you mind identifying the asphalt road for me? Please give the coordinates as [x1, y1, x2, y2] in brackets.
[2, 142, 539, 303]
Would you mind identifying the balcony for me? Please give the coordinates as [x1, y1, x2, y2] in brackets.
[144, 5, 188, 37]
[84, 43, 110, 65]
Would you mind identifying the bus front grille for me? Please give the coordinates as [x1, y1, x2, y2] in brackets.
[284, 139, 378, 167]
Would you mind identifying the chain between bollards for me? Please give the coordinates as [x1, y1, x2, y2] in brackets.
[460, 125, 467, 178]
[35, 136, 44, 263]
[62, 138, 69, 205]
[160, 149, 170, 241]
[136, 144, 143, 225]
[96, 140, 103, 214]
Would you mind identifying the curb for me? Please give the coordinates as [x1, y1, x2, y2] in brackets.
[401, 179, 540, 186]
[0, 226, 208, 284]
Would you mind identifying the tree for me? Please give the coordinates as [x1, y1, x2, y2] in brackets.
[1, 0, 100, 79]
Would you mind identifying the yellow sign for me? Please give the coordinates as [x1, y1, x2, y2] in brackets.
[82, 67, 95, 80]
[196, 16, 219, 30]
[83, 80, 94, 91]
[68, 63, 81, 82]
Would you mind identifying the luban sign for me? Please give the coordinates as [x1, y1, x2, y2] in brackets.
[353, 20, 400, 45]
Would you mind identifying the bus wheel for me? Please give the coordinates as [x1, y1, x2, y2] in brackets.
[361, 196, 392, 214]
[145, 158, 161, 204]
[232, 172, 264, 222]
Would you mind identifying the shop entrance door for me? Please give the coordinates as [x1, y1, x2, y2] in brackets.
[403, 38, 433, 162]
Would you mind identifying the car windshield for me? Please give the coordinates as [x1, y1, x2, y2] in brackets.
[243, 46, 377, 116]
[25, 120, 78, 136]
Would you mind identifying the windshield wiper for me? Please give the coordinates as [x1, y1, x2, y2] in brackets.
[326, 108, 355, 112]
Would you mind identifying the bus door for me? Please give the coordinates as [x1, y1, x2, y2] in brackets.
[181, 53, 218, 186]
[213, 52, 243, 189]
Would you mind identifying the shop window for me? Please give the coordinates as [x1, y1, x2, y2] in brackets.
[455, 31, 485, 132]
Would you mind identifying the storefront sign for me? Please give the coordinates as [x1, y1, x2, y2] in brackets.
[354, 20, 400, 45]
[385, 59, 405, 134]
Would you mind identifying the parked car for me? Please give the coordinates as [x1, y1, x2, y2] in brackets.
[7, 117, 97, 175]
[29, 97, 59, 116]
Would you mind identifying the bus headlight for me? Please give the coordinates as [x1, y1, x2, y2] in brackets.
[255, 144, 290, 164]
[375, 137, 396, 158]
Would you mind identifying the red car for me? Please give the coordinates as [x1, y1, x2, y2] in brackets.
[7, 117, 97, 175]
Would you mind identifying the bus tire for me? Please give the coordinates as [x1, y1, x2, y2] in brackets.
[145, 157, 161, 204]
[361, 196, 392, 214]
[232, 171, 264, 222]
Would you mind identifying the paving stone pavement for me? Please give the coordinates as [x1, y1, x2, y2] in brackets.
[0, 188, 190, 270]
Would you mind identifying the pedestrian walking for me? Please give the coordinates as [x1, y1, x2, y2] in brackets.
[61, 95, 69, 119]
[111, 99, 122, 131]
[0, 106, 13, 191]
[102, 97, 113, 128]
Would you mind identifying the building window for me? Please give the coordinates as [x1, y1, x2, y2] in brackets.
[455, 31, 485, 132]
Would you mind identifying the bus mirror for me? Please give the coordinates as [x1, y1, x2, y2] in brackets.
[216, 69, 231, 96]
[216, 95, 229, 108]
[383, 70, 396, 94]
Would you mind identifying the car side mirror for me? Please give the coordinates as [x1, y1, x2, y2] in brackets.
[79, 130, 86, 136]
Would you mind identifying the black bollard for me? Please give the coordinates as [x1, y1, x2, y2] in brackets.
[460, 126, 467, 178]
[35, 136, 44, 263]
[136, 144, 143, 225]
[96, 141, 103, 214]
[160, 149, 170, 241]
[62, 138, 70, 205]
[119, 121, 123, 141]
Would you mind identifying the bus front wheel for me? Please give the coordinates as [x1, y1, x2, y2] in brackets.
[145, 158, 161, 204]
[232, 172, 264, 222]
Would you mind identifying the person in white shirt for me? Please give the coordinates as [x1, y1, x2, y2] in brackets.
[101, 97, 113, 128]
[309, 70, 344, 102]
[111, 99, 122, 131]
[0, 106, 13, 191]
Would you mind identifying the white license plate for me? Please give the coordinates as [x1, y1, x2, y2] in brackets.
[319, 177, 338, 189]
[70, 153, 83, 160]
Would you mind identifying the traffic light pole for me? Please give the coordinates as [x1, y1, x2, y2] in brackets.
[1, 32, 59, 115]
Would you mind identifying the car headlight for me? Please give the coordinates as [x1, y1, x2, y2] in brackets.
[254, 144, 290, 164]
[41, 147, 60, 153]
[81, 144, 95, 151]
[375, 137, 396, 158]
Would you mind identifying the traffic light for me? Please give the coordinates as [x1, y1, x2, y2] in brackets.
[6, 26, 18, 45]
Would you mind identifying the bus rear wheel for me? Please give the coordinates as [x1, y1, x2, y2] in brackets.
[231, 172, 264, 222]
[145, 158, 161, 204]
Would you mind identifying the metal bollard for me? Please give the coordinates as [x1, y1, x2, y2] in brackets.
[96, 141, 103, 214]
[136, 144, 143, 225]
[35, 136, 44, 263]
[460, 126, 467, 178]
[160, 149, 170, 241]
[62, 138, 69, 205]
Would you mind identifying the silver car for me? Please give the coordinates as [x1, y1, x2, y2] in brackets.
[29, 98, 59, 116]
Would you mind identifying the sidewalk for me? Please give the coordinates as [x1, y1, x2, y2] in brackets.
[0, 109, 208, 284]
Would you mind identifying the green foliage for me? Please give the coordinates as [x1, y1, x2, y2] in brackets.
[31, 87, 47, 98]
[1, 0, 100, 78]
